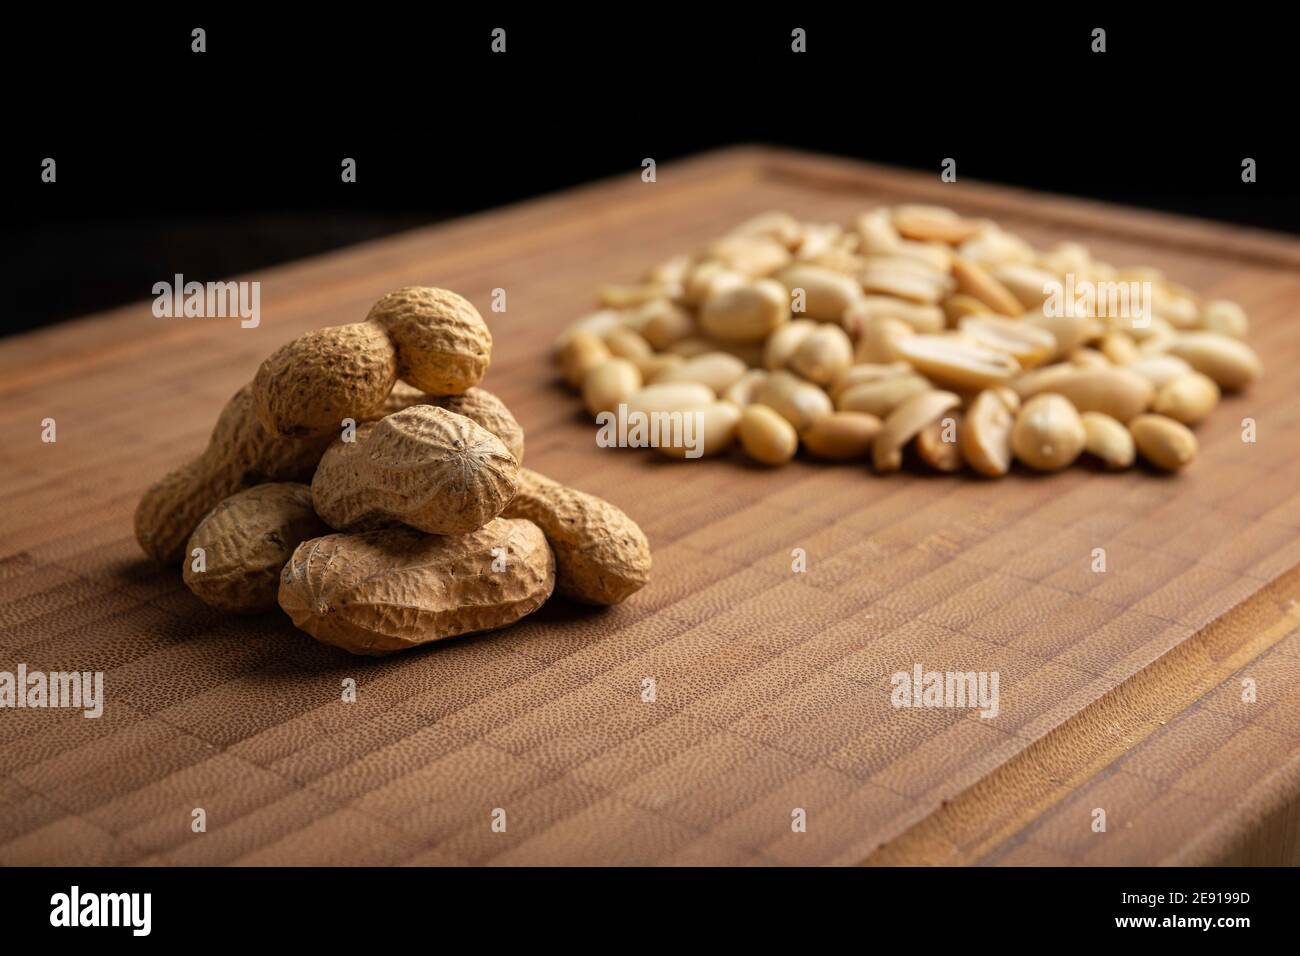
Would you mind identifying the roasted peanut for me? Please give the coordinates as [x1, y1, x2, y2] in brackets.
[1100, 332, 1140, 365]
[604, 325, 654, 362]
[1125, 354, 1195, 389]
[656, 401, 741, 459]
[1129, 414, 1197, 471]
[941, 294, 993, 327]
[554, 208, 1262, 487]
[950, 256, 1025, 316]
[961, 388, 1018, 477]
[1011, 393, 1086, 471]
[681, 261, 745, 306]
[707, 234, 792, 276]
[625, 382, 715, 415]
[699, 278, 791, 343]
[836, 373, 931, 418]
[665, 336, 717, 359]
[1069, 347, 1112, 370]
[800, 411, 882, 460]
[1199, 300, 1248, 338]
[1080, 412, 1135, 470]
[723, 369, 769, 406]
[873, 390, 961, 472]
[860, 261, 951, 304]
[1025, 313, 1096, 361]
[763, 319, 817, 370]
[632, 299, 695, 350]
[893, 205, 982, 244]
[916, 414, 964, 472]
[1014, 367, 1153, 422]
[635, 352, 686, 382]
[778, 264, 862, 322]
[753, 370, 834, 429]
[790, 324, 854, 386]
[1164, 332, 1263, 389]
[583, 358, 643, 416]
[893, 334, 1021, 389]
[738, 404, 799, 465]
[958, 314, 1056, 368]
[1153, 372, 1220, 426]
[653, 351, 747, 393]
[853, 315, 914, 364]
[554, 310, 622, 353]
[829, 362, 913, 401]
[989, 263, 1057, 310]
[843, 296, 946, 335]
[560, 331, 612, 388]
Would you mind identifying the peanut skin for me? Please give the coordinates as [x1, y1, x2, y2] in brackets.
[502, 468, 651, 605]
[134, 385, 333, 565]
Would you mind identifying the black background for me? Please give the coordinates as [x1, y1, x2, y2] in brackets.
[0, 866, 1282, 941]
[3, 11, 1292, 336]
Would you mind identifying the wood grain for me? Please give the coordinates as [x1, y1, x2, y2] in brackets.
[2, 147, 1299, 866]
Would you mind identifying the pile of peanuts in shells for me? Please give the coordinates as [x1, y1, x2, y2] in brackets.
[555, 206, 1263, 473]
[134, 286, 652, 657]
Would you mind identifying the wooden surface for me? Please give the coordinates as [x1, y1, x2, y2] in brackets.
[3, 147, 1300, 866]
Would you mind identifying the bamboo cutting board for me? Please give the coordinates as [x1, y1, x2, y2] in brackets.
[3, 147, 1300, 866]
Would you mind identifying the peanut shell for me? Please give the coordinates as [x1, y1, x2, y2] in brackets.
[312, 406, 518, 535]
[183, 483, 327, 613]
[503, 468, 651, 605]
[366, 286, 492, 395]
[253, 321, 398, 436]
[134, 385, 333, 565]
[425, 387, 526, 464]
[279, 519, 554, 656]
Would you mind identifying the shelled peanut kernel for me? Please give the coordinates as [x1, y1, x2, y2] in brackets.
[554, 207, 1263, 475]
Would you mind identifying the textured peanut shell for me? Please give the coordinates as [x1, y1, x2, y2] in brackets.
[182, 483, 327, 613]
[362, 384, 525, 463]
[503, 468, 651, 605]
[134, 385, 334, 565]
[366, 287, 491, 395]
[312, 405, 518, 535]
[426, 388, 525, 464]
[253, 321, 398, 436]
[279, 519, 554, 656]
[361, 381, 428, 421]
